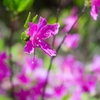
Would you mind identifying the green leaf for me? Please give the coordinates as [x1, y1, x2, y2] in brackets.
[3, 0, 34, 13]
[24, 12, 31, 28]
[3, 0, 17, 12]
[32, 15, 38, 23]
[0, 39, 4, 52]
[0, 95, 12, 100]
[17, 0, 34, 13]
[73, 0, 84, 6]
[82, 93, 89, 100]
[62, 94, 71, 100]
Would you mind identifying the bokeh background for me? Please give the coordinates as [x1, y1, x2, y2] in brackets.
[0, 0, 100, 100]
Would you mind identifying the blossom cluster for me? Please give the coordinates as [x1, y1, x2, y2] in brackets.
[0, 51, 100, 100]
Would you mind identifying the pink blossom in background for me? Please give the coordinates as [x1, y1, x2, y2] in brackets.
[15, 89, 35, 100]
[14, 56, 44, 85]
[0, 52, 11, 81]
[14, 56, 54, 100]
[91, 55, 100, 72]
[69, 89, 82, 100]
[82, 74, 98, 94]
[24, 17, 60, 57]
[14, 56, 54, 99]
[90, 0, 100, 20]
[13, 54, 99, 100]
[61, 55, 84, 86]
[51, 55, 85, 99]
[64, 33, 80, 48]
[63, 7, 78, 32]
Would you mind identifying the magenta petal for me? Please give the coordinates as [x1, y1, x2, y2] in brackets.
[65, 34, 80, 48]
[17, 74, 31, 84]
[24, 40, 34, 54]
[37, 17, 47, 31]
[90, 5, 98, 20]
[28, 22, 37, 36]
[0, 52, 6, 60]
[38, 23, 60, 39]
[0, 60, 11, 80]
[39, 40, 56, 56]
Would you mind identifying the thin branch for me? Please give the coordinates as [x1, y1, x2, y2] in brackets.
[41, 57, 54, 100]
[56, 6, 86, 54]
[9, 18, 16, 100]
[52, 0, 62, 47]
[41, 6, 86, 100]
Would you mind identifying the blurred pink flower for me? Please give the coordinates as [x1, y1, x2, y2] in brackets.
[82, 74, 98, 94]
[69, 89, 82, 100]
[24, 17, 60, 57]
[14, 56, 44, 85]
[63, 7, 78, 32]
[0, 52, 11, 81]
[91, 55, 100, 72]
[52, 55, 85, 99]
[15, 89, 35, 100]
[62, 55, 84, 86]
[64, 34, 80, 48]
[90, 0, 100, 20]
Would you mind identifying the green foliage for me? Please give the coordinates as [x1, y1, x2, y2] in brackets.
[82, 93, 99, 100]
[82, 93, 90, 100]
[21, 31, 30, 41]
[0, 95, 12, 100]
[62, 94, 71, 100]
[73, 0, 84, 6]
[48, 16, 56, 24]
[0, 39, 4, 52]
[3, 0, 34, 14]
[24, 12, 31, 28]
[32, 14, 38, 23]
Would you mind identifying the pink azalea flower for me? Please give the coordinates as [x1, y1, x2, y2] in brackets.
[63, 7, 78, 32]
[90, 0, 100, 20]
[61, 55, 84, 86]
[24, 17, 60, 57]
[0, 52, 11, 81]
[64, 34, 80, 48]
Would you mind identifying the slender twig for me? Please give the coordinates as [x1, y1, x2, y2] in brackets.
[52, 0, 62, 47]
[56, 6, 86, 54]
[41, 6, 86, 100]
[9, 18, 16, 100]
[41, 57, 54, 100]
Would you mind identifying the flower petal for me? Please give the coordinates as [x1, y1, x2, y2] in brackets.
[24, 40, 34, 54]
[37, 17, 47, 31]
[17, 74, 31, 84]
[64, 34, 80, 48]
[0, 52, 6, 60]
[39, 40, 56, 56]
[0, 60, 11, 80]
[28, 22, 37, 37]
[38, 23, 60, 39]
[90, 5, 98, 20]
